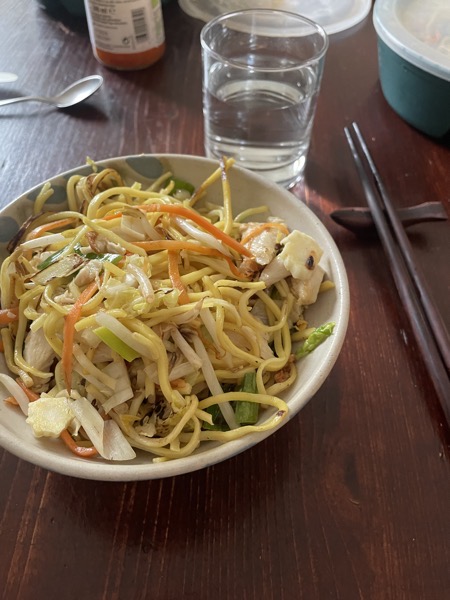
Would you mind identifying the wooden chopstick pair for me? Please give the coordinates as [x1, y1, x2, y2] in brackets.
[344, 122, 450, 425]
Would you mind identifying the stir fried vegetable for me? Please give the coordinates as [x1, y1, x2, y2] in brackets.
[0, 158, 335, 462]
[295, 323, 335, 359]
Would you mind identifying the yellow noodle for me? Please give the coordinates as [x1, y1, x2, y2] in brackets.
[213, 305, 262, 367]
[86, 186, 170, 219]
[0, 159, 331, 464]
[67, 175, 83, 212]
[33, 182, 53, 215]
[13, 288, 51, 379]
[234, 205, 270, 222]
[42, 282, 71, 316]
[188, 157, 234, 208]
[42, 310, 64, 356]
[1, 329, 22, 377]
[121, 395, 199, 449]
[197, 392, 288, 440]
[29, 312, 46, 332]
[82, 216, 147, 256]
[319, 280, 335, 293]
[265, 362, 297, 396]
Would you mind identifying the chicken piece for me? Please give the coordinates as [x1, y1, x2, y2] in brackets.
[53, 289, 76, 305]
[239, 257, 262, 280]
[238, 219, 288, 279]
[259, 256, 290, 286]
[73, 259, 103, 287]
[260, 230, 324, 286]
[241, 219, 286, 266]
[278, 231, 323, 281]
[23, 327, 56, 374]
[86, 231, 125, 254]
[289, 265, 325, 307]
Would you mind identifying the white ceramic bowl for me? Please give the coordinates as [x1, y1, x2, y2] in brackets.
[0, 155, 349, 481]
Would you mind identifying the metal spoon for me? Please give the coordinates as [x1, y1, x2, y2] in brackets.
[0, 75, 103, 108]
[0, 72, 18, 83]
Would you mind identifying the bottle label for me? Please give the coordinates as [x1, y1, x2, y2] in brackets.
[85, 0, 164, 54]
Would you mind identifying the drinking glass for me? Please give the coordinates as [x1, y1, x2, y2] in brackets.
[201, 9, 328, 188]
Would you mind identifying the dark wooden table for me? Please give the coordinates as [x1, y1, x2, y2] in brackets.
[1, 2, 449, 599]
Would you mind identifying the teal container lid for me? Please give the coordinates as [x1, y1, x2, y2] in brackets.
[373, 0, 450, 83]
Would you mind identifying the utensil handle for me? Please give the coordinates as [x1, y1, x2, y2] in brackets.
[331, 201, 447, 233]
[0, 96, 47, 107]
[0, 72, 18, 83]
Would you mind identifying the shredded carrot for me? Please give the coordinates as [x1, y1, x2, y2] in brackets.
[240, 222, 290, 246]
[135, 239, 223, 253]
[16, 378, 39, 401]
[134, 239, 245, 279]
[60, 429, 99, 458]
[168, 251, 190, 305]
[104, 204, 252, 257]
[220, 255, 247, 280]
[25, 218, 76, 241]
[62, 280, 98, 392]
[4, 396, 18, 406]
[0, 307, 19, 325]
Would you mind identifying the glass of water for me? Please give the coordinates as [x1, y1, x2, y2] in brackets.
[201, 9, 328, 188]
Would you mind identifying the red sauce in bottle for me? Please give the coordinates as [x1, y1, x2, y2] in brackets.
[85, 0, 165, 71]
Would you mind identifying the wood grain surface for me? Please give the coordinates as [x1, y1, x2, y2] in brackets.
[0, 2, 449, 599]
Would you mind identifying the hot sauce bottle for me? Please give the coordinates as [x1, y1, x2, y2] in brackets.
[84, 0, 165, 70]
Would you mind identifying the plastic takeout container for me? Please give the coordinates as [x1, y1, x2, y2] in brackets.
[373, 0, 450, 138]
[179, 0, 371, 35]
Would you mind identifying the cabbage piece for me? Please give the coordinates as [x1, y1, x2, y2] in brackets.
[101, 360, 134, 414]
[70, 396, 136, 460]
[102, 419, 136, 460]
[0, 374, 30, 415]
[192, 335, 238, 430]
[26, 396, 74, 438]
